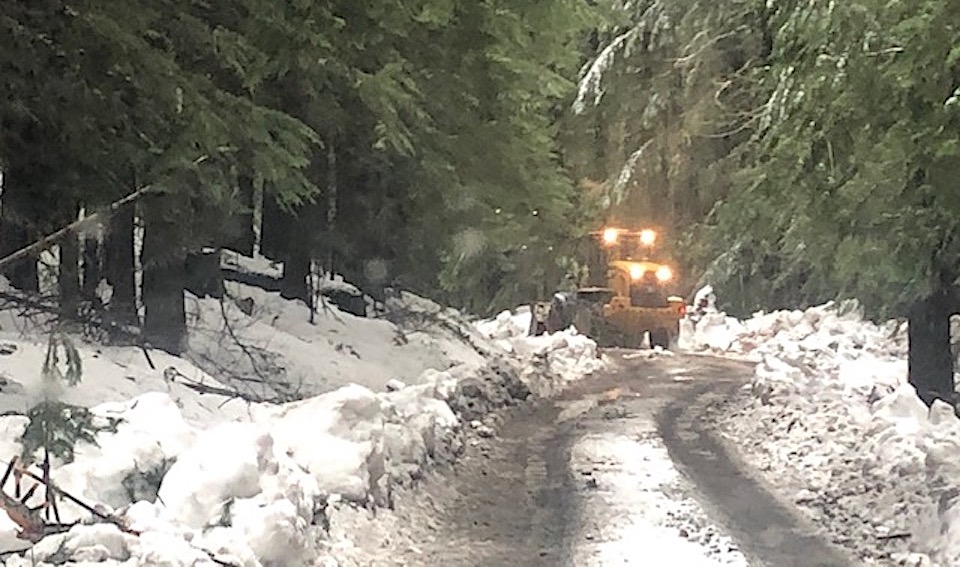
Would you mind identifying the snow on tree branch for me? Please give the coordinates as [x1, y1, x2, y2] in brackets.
[573, 28, 638, 114]
[612, 140, 654, 205]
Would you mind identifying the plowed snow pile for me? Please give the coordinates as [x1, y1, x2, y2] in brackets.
[0, 276, 604, 566]
[689, 300, 957, 566]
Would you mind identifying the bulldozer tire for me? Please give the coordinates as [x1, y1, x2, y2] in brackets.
[668, 331, 680, 351]
[529, 320, 547, 336]
[595, 325, 630, 349]
[649, 328, 670, 349]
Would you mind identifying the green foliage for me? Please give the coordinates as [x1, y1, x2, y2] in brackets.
[567, 0, 960, 319]
[561, 0, 771, 299]
[21, 402, 116, 464]
[1, 0, 605, 315]
[21, 334, 119, 463]
[697, 0, 960, 318]
[295, 0, 604, 313]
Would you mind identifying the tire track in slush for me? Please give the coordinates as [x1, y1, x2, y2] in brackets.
[658, 382, 854, 567]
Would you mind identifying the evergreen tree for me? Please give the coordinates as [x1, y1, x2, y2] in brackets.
[696, 0, 960, 404]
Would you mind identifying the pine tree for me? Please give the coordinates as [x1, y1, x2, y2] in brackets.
[696, 0, 960, 404]
[22, 334, 117, 466]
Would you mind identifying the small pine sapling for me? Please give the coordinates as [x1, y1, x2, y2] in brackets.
[19, 334, 120, 519]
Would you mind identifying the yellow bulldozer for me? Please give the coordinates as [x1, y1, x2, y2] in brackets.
[529, 227, 686, 349]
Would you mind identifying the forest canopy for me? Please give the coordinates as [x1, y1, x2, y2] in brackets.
[0, 0, 600, 352]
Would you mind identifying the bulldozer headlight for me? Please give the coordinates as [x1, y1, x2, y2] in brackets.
[655, 265, 673, 282]
[629, 264, 645, 280]
[602, 227, 620, 245]
[640, 229, 657, 246]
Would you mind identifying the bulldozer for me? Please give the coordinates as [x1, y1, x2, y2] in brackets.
[529, 227, 686, 349]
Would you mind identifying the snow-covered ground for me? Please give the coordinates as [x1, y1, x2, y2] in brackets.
[0, 264, 605, 566]
[686, 299, 957, 566]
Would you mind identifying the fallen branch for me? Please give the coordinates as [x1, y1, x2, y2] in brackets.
[0, 456, 247, 567]
[217, 296, 274, 388]
[877, 532, 911, 541]
[163, 366, 246, 398]
[0, 185, 155, 273]
[0, 458, 51, 541]
[17, 467, 126, 529]
[0, 456, 137, 542]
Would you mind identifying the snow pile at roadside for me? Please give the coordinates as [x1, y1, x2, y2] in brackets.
[0, 365, 519, 565]
[691, 301, 960, 565]
[475, 307, 607, 397]
[0, 368, 469, 566]
[0, 277, 604, 565]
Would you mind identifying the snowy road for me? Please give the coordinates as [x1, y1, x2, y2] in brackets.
[327, 352, 853, 566]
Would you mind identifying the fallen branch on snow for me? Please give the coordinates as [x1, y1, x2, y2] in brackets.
[0, 455, 135, 542]
[877, 532, 911, 541]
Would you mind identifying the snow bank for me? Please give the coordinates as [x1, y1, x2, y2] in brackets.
[0, 368, 521, 566]
[693, 300, 960, 565]
[475, 308, 606, 397]
[0, 275, 604, 565]
[185, 282, 487, 400]
[0, 334, 247, 425]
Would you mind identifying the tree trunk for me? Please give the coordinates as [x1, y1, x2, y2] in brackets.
[224, 175, 256, 256]
[104, 203, 137, 325]
[908, 289, 956, 406]
[259, 192, 290, 261]
[0, 173, 39, 292]
[141, 195, 187, 355]
[54, 202, 82, 319]
[280, 243, 310, 303]
[59, 234, 80, 320]
[264, 191, 311, 302]
[325, 135, 338, 276]
[185, 249, 224, 299]
[81, 235, 101, 302]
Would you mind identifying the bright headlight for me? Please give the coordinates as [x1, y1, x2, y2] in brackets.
[602, 227, 620, 245]
[629, 264, 645, 280]
[639, 229, 657, 246]
[655, 265, 673, 282]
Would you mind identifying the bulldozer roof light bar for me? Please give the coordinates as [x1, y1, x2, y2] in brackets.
[594, 227, 658, 247]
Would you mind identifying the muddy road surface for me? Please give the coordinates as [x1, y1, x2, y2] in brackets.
[333, 351, 853, 567]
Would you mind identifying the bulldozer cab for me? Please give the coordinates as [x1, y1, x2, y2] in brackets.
[592, 228, 675, 297]
[596, 227, 659, 263]
[577, 227, 664, 288]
